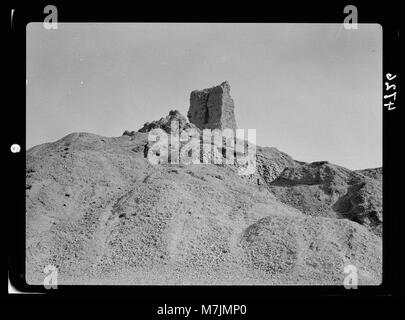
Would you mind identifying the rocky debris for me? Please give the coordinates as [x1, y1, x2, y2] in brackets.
[26, 132, 382, 285]
[25, 82, 382, 285]
[333, 178, 382, 236]
[137, 110, 198, 134]
[123, 130, 136, 136]
[267, 161, 382, 236]
[255, 147, 298, 184]
[241, 214, 381, 284]
[187, 81, 237, 130]
[356, 167, 383, 182]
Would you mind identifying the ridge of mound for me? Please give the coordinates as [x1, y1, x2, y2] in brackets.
[268, 162, 382, 236]
[136, 110, 198, 134]
[26, 132, 382, 285]
[356, 167, 383, 182]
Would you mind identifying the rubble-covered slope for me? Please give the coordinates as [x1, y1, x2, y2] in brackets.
[26, 132, 382, 285]
[267, 162, 382, 236]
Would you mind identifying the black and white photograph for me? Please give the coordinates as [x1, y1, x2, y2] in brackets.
[6, 2, 402, 306]
[24, 22, 383, 286]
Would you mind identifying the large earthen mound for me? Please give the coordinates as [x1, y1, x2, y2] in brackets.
[26, 82, 382, 285]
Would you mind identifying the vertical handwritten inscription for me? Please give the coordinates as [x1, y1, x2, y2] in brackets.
[384, 73, 397, 111]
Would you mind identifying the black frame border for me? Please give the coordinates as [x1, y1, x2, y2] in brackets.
[7, 1, 401, 301]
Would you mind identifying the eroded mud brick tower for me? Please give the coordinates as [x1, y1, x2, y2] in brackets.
[187, 81, 237, 130]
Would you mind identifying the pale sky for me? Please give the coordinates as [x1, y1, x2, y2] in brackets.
[26, 23, 382, 170]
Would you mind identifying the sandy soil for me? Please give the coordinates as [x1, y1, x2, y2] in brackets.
[26, 132, 382, 285]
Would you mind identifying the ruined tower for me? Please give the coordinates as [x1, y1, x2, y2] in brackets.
[187, 81, 237, 131]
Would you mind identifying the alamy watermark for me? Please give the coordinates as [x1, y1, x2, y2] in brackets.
[343, 264, 358, 289]
[146, 121, 256, 176]
[43, 264, 58, 289]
